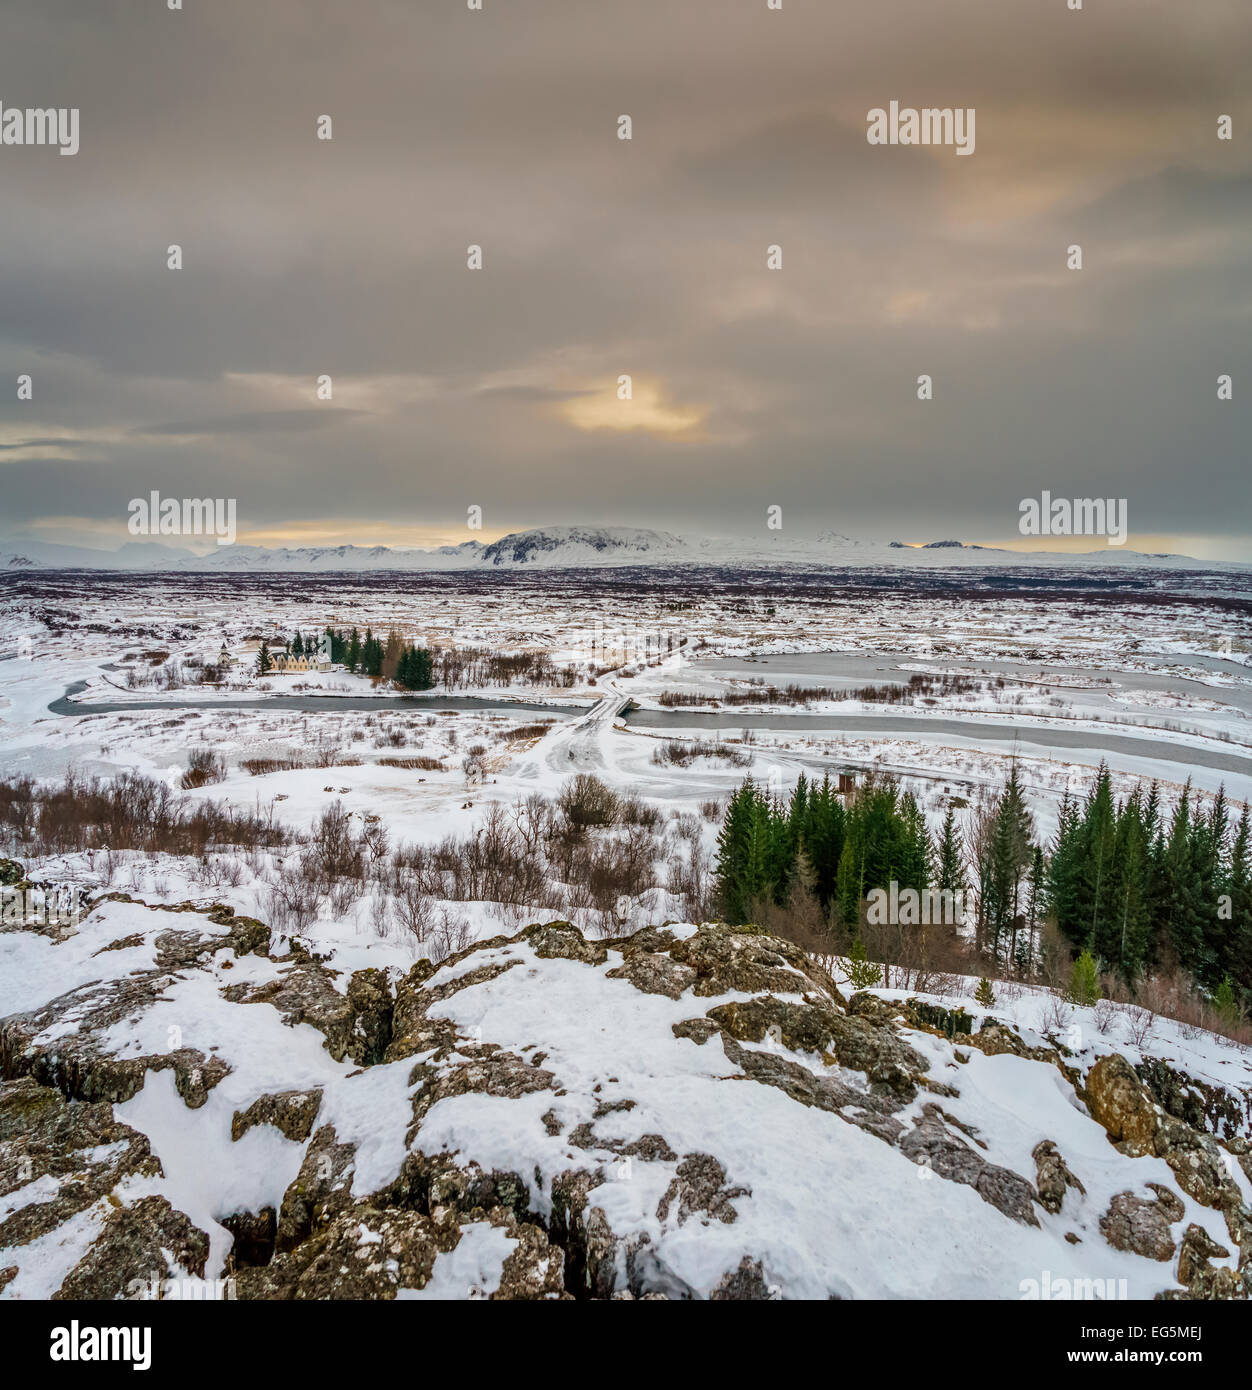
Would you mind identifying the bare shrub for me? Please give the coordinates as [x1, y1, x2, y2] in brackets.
[0, 771, 288, 858]
[181, 748, 226, 789]
[666, 841, 714, 923]
[1041, 992, 1072, 1035]
[428, 908, 474, 963]
[306, 802, 363, 886]
[1093, 998, 1118, 1036]
[242, 757, 309, 777]
[651, 739, 751, 769]
[558, 774, 619, 829]
[264, 863, 320, 935]
[1121, 1003, 1156, 1048]
[391, 866, 434, 941]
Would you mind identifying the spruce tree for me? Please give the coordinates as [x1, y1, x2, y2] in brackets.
[935, 806, 965, 896]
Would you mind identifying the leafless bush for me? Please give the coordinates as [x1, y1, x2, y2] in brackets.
[181, 748, 226, 790]
[1041, 992, 1072, 1035]
[616, 794, 662, 829]
[264, 862, 320, 935]
[1121, 1003, 1156, 1048]
[0, 771, 288, 858]
[242, 757, 309, 776]
[428, 908, 474, 963]
[666, 841, 714, 923]
[651, 739, 752, 769]
[1093, 998, 1118, 1036]
[305, 802, 364, 886]
[391, 865, 434, 941]
[501, 722, 554, 743]
[558, 774, 619, 829]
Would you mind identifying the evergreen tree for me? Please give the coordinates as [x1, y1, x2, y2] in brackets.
[1223, 805, 1251, 999]
[292, 632, 303, 657]
[1160, 782, 1205, 974]
[715, 782, 768, 924]
[985, 763, 1035, 964]
[845, 938, 881, 990]
[935, 807, 965, 896]
[801, 775, 845, 908]
[257, 641, 272, 675]
[1067, 948, 1100, 1006]
[1047, 793, 1083, 949]
[1213, 974, 1238, 1023]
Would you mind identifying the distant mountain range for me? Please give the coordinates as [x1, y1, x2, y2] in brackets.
[0, 525, 1244, 573]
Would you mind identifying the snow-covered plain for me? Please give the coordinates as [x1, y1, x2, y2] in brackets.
[1, 562, 1250, 1299]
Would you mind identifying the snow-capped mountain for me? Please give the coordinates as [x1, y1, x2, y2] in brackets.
[479, 526, 690, 568]
[0, 526, 1244, 573]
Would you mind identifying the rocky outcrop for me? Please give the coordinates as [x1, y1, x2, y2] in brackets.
[231, 1089, 323, 1144]
[0, 1078, 161, 1250]
[53, 1196, 210, 1301]
[0, 974, 231, 1107]
[3, 902, 1250, 1300]
[1100, 1187, 1183, 1261]
[225, 961, 394, 1067]
[1085, 1055, 1245, 1213]
[1135, 1057, 1251, 1145]
[1086, 1054, 1168, 1156]
[1033, 1140, 1086, 1215]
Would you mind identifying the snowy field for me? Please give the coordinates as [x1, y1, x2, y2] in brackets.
[2, 565, 1251, 1300]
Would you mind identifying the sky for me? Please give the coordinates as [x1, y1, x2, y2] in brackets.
[1, 0, 1249, 560]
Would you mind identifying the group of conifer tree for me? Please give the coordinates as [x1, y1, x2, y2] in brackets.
[319, 628, 435, 690]
[1048, 770, 1250, 994]
[714, 764, 1252, 1007]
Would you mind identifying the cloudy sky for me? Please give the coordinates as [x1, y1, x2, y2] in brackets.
[1, 0, 1249, 558]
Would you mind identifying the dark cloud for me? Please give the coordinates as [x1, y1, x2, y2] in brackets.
[0, 0, 1248, 555]
[139, 410, 364, 437]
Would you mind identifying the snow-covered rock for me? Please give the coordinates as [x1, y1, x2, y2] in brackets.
[2, 885, 1249, 1300]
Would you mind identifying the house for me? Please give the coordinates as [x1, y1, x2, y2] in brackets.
[270, 650, 314, 673]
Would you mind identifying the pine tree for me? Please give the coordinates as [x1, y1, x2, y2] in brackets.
[715, 782, 765, 925]
[411, 647, 434, 691]
[974, 977, 996, 1008]
[801, 775, 844, 908]
[257, 641, 272, 675]
[1160, 782, 1205, 974]
[1104, 786, 1151, 982]
[986, 763, 1035, 965]
[935, 806, 965, 896]
[1224, 805, 1252, 998]
[1067, 948, 1100, 1006]
[845, 938, 881, 990]
[292, 632, 303, 656]
[1213, 974, 1238, 1023]
[347, 627, 361, 673]
[1048, 793, 1083, 949]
